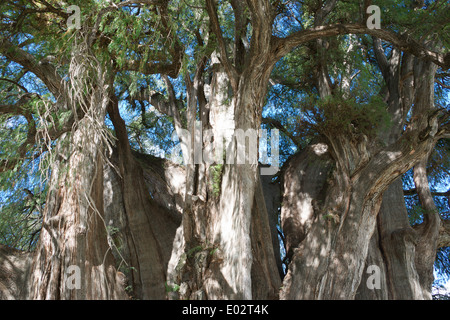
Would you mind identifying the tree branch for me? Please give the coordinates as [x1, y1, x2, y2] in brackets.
[436, 78, 450, 89]
[0, 94, 38, 173]
[122, 59, 181, 78]
[162, 75, 183, 131]
[404, 188, 450, 197]
[272, 24, 449, 70]
[413, 159, 441, 227]
[229, 0, 248, 72]
[205, 0, 239, 91]
[372, 37, 390, 79]
[0, 77, 28, 93]
[262, 117, 301, 148]
[314, 0, 339, 26]
[0, 38, 63, 97]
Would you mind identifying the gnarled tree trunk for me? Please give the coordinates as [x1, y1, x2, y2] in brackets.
[29, 93, 127, 299]
[280, 50, 442, 299]
[0, 244, 32, 299]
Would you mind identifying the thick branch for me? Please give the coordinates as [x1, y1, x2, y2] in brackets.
[372, 37, 391, 80]
[272, 24, 449, 69]
[412, 159, 442, 298]
[229, 0, 248, 72]
[0, 38, 63, 96]
[262, 117, 301, 147]
[205, 0, 239, 91]
[314, 0, 339, 26]
[413, 159, 441, 230]
[162, 75, 183, 131]
[0, 94, 38, 173]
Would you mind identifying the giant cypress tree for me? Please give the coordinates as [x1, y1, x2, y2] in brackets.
[276, 1, 450, 299]
[0, 0, 183, 299]
[0, 0, 449, 300]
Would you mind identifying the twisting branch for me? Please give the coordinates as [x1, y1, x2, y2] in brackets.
[0, 77, 28, 93]
[162, 75, 183, 131]
[205, 0, 239, 91]
[0, 38, 63, 97]
[272, 24, 449, 70]
[0, 93, 39, 173]
[262, 117, 301, 148]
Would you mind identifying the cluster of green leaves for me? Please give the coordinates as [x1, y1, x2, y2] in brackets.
[125, 107, 178, 158]
[210, 163, 223, 197]
[0, 156, 46, 251]
[98, 7, 165, 69]
[0, 114, 28, 158]
[299, 93, 390, 139]
[0, 0, 448, 293]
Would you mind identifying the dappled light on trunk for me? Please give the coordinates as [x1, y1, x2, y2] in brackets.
[0, 0, 449, 302]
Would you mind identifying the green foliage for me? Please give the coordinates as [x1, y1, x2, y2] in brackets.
[186, 245, 203, 258]
[0, 0, 449, 291]
[300, 93, 390, 139]
[165, 282, 180, 293]
[0, 111, 46, 251]
[210, 164, 224, 197]
[0, 173, 46, 251]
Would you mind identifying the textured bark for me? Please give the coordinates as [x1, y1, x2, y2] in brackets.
[362, 47, 441, 300]
[356, 160, 442, 300]
[29, 123, 127, 299]
[107, 98, 181, 299]
[355, 226, 389, 300]
[168, 33, 282, 297]
[375, 179, 423, 299]
[2, 1, 449, 301]
[280, 134, 436, 300]
[169, 1, 450, 301]
[250, 173, 282, 299]
[280, 159, 378, 299]
[0, 245, 32, 299]
[412, 159, 441, 299]
[102, 153, 184, 299]
[281, 141, 333, 261]
[280, 46, 441, 299]
[260, 171, 283, 278]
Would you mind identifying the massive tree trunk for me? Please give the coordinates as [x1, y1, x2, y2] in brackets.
[167, 1, 290, 300]
[28, 82, 127, 299]
[356, 157, 442, 300]
[167, 44, 281, 299]
[0, 245, 32, 299]
[0, 44, 184, 299]
[106, 97, 182, 299]
[2, 0, 449, 301]
[280, 45, 443, 299]
[356, 179, 423, 300]
[280, 136, 439, 299]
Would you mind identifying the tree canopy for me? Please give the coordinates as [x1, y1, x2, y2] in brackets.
[0, 0, 449, 300]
